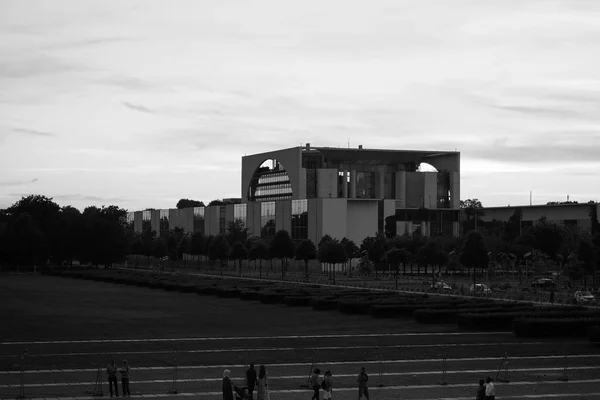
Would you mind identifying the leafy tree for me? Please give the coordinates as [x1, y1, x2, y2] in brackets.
[55, 206, 83, 265]
[2, 213, 48, 266]
[317, 238, 348, 282]
[80, 205, 130, 267]
[367, 233, 388, 278]
[209, 235, 230, 270]
[385, 248, 404, 289]
[139, 228, 157, 261]
[295, 239, 317, 279]
[190, 232, 206, 258]
[176, 198, 205, 209]
[340, 237, 359, 274]
[229, 241, 249, 275]
[203, 235, 214, 262]
[590, 203, 599, 235]
[226, 220, 249, 247]
[249, 240, 269, 277]
[269, 230, 295, 279]
[415, 239, 449, 285]
[166, 227, 185, 261]
[531, 217, 564, 261]
[503, 208, 522, 242]
[153, 237, 168, 260]
[460, 198, 484, 232]
[459, 230, 490, 286]
[577, 236, 597, 289]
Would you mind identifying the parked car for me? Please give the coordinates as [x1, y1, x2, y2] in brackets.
[574, 291, 597, 305]
[469, 283, 491, 294]
[531, 278, 556, 290]
[430, 281, 452, 292]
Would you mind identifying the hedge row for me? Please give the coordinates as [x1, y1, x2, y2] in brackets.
[458, 309, 600, 330]
[513, 318, 600, 337]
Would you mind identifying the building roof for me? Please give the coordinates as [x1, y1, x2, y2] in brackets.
[307, 146, 458, 165]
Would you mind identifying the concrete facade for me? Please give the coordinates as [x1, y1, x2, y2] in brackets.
[133, 145, 463, 244]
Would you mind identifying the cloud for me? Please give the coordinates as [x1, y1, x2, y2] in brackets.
[122, 101, 155, 114]
[13, 128, 56, 137]
[30, 178, 39, 183]
[43, 37, 137, 51]
[51, 194, 128, 204]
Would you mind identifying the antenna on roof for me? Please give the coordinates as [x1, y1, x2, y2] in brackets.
[348, 138, 350, 148]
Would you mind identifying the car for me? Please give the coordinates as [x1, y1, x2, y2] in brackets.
[531, 278, 556, 290]
[430, 281, 452, 292]
[469, 283, 491, 294]
[574, 291, 596, 305]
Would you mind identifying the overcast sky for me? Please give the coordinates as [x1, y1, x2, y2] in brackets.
[1, 0, 599, 211]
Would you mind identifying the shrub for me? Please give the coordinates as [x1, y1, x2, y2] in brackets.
[590, 325, 600, 344]
[259, 292, 285, 304]
[459, 309, 600, 330]
[514, 317, 600, 338]
[216, 287, 241, 298]
[311, 297, 339, 311]
[339, 300, 372, 314]
[284, 296, 312, 307]
[196, 286, 218, 295]
[239, 290, 262, 301]
[414, 306, 536, 324]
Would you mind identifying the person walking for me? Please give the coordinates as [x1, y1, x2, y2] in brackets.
[106, 359, 119, 397]
[476, 379, 485, 400]
[119, 360, 131, 397]
[223, 369, 234, 400]
[256, 365, 270, 400]
[246, 364, 257, 400]
[309, 368, 321, 400]
[485, 377, 496, 400]
[322, 370, 333, 400]
[357, 367, 369, 400]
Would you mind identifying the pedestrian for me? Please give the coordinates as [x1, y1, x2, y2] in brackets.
[309, 368, 321, 400]
[106, 359, 119, 397]
[246, 363, 257, 400]
[119, 360, 130, 397]
[357, 366, 369, 400]
[322, 370, 333, 400]
[485, 377, 495, 400]
[476, 379, 485, 400]
[256, 365, 270, 400]
[223, 369, 234, 400]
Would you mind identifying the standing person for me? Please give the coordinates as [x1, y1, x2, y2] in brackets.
[485, 377, 496, 400]
[476, 379, 485, 400]
[106, 359, 119, 397]
[256, 365, 270, 400]
[223, 369, 234, 400]
[322, 370, 333, 400]
[357, 367, 369, 400]
[119, 360, 131, 397]
[246, 364, 257, 400]
[309, 368, 321, 400]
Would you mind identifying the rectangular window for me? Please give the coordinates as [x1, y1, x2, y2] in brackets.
[159, 209, 170, 236]
[219, 206, 226, 235]
[142, 210, 152, 231]
[261, 201, 276, 239]
[193, 207, 205, 234]
[291, 199, 308, 240]
[234, 204, 247, 226]
[356, 172, 374, 198]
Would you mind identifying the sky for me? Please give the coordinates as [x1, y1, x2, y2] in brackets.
[1, 0, 599, 212]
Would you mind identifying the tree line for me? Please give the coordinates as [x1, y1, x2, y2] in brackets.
[1, 195, 599, 289]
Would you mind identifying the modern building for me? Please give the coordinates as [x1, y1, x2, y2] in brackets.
[479, 202, 600, 234]
[130, 144, 462, 245]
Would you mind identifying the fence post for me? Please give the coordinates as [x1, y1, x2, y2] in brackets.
[439, 350, 447, 386]
[16, 349, 27, 399]
[496, 351, 510, 383]
[168, 351, 179, 394]
[301, 349, 317, 388]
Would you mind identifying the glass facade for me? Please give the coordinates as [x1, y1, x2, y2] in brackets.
[234, 204, 247, 226]
[248, 159, 293, 202]
[291, 199, 308, 240]
[356, 171, 374, 198]
[260, 201, 276, 239]
[159, 209, 170, 236]
[219, 206, 226, 234]
[193, 207, 205, 234]
[436, 172, 451, 208]
[142, 210, 152, 231]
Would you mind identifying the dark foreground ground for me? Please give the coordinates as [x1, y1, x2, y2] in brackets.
[1, 274, 599, 400]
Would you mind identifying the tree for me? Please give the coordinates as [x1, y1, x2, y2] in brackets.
[153, 237, 168, 260]
[176, 199, 205, 209]
[367, 233, 388, 278]
[249, 241, 269, 277]
[209, 235, 230, 271]
[415, 239, 449, 286]
[269, 230, 295, 280]
[317, 238, 348, 282]
[1, 213, 48, 267]
[460, 198, 484, 232]
[503, 208, 523, 242]
[80, 205, 131, 267]
[340, 237, 359, 274]
[229, 241, 249, 276]
[385, 248, 403, 289]
[225, 220, 249, 247]
[459, 230, 490, 286]
[55, 206, 83, 265]
[590, 203, 599, 235]
[295, 239, 317, 279]
[577, 236, 597, 289]
[531, 217, 565, 262]
[166, 227, 185, 261]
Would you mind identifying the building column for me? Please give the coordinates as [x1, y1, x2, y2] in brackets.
[350, 170, 356, 198]
[395, 171, 406, 207]
[378, 169, 385, 199]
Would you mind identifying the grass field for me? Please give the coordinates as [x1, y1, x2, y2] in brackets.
[1, 273, 600, 400]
